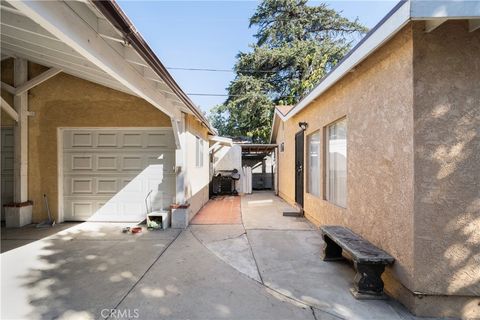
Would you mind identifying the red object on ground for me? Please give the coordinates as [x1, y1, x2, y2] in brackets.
[131, 226, 142, 234]
[190, 196, 242, 225]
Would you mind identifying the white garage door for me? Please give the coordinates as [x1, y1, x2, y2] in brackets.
[62, 128, 175, 222]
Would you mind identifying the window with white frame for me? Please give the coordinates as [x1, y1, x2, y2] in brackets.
[307, 131, 320, 196]
[326, 118, 347, 207]
[195, 136, 204, 167]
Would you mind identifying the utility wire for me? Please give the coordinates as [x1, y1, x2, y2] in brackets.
[187, 93, 229, 97]
[187, 93, 261, 97]
[167, 67, 278, 73]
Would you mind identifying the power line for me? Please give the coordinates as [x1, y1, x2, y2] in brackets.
[168, 67, 233, 72]
[187, 93, 229, 97]
[187, 93, 271, 97]
[167, 67, 278, 73]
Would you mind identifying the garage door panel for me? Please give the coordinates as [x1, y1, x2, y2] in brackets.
[71, 132, 93, 147]
[147, 151, 175, 168]
[70, 202, 93, 220]
[97, 133, 117, 147]
[122, 156, 143, 170]
[71, 155, 93, 170]
[62, 128, 175, 221]
[122, 133, 143, 147]
[146, 133, 169, 147]
[65, 153, 174, 173]
[97, 155, 118, 171]
[71, 178, 94, 194]
[96, 179, 117, 193]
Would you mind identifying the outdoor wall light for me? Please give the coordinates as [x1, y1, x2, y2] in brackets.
[298, 122, 308, 131]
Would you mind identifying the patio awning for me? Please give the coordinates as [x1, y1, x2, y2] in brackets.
[239, 144, 277, 157]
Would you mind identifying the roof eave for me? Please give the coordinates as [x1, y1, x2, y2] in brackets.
[282, 0, 480, 121]
[91, 0, 216, 134]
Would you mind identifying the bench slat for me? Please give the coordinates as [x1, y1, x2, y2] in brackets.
[320, 226, 394, 264]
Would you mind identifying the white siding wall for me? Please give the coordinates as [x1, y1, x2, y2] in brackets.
[185, 130, 210, 218]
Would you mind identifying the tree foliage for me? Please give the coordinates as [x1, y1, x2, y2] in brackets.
[209, 0, 367, 142]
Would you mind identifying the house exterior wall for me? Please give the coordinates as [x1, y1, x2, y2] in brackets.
[212, 144, 243, 194]
[2, 59, 211, 224]
[184, 114, 210, 221]
[411, 21, 480, 318]
[19, 63, 171, 222]
[275, 21, 479, 318]
[276, 24, 415, 293]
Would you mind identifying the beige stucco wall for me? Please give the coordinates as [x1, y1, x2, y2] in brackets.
[411, 21, 480, 318]
[25, 63, 171, 222]
[2, 59, 211, 223]
[184, 114, 210, 220]
[276, 24, 415, 292]
[275, 21, 479, 318]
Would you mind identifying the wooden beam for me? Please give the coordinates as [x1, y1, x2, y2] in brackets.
[469, 19, 480, 32]
[209, 141, 221, 152]
[1, 48, 132, 95]
[1, 81, 16, 94]
[1, 54, 12, 61]
[14, 58, 29, 202]
[124, 48, 149, 67]
[0, 96, 19, 121]
[7, 0, 176, 117]
[425, 19, 447, 33]
[97, 18, 125, 43]
[15, 67, 62, 95]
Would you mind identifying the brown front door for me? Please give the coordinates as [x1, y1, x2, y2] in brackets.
[295, 130, 304, 208]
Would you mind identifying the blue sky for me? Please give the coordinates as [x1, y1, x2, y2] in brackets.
[118, 1, 399, 113]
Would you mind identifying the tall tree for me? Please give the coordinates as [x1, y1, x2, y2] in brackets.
[209, 0, 367, 142]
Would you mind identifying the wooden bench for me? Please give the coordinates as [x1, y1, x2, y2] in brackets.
[320, 226, 394, 299]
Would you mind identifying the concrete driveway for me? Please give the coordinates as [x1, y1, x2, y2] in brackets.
[1, 193, 434, 320]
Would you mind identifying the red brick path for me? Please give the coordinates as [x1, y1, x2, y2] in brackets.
[190, 196, 242, 225]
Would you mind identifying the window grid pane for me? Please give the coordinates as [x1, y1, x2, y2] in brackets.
[195, 137, 202, 167]
[326, 119, 347, 207]
[199, 139, 204, 167]
[307, 131, 320, 196]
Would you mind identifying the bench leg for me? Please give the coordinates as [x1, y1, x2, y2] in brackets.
[321, 235, 343, 261]
[351, 262, 387, 299]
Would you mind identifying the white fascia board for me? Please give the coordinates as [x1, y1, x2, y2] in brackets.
[410, 0, 480, 20]
[7, 0, 175, 118]
[269, 109, 284, 143]
[284, 1, 411, 121]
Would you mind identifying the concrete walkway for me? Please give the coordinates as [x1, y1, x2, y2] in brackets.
[192, 192, 429, 320]
[1, 193, 435, 319]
